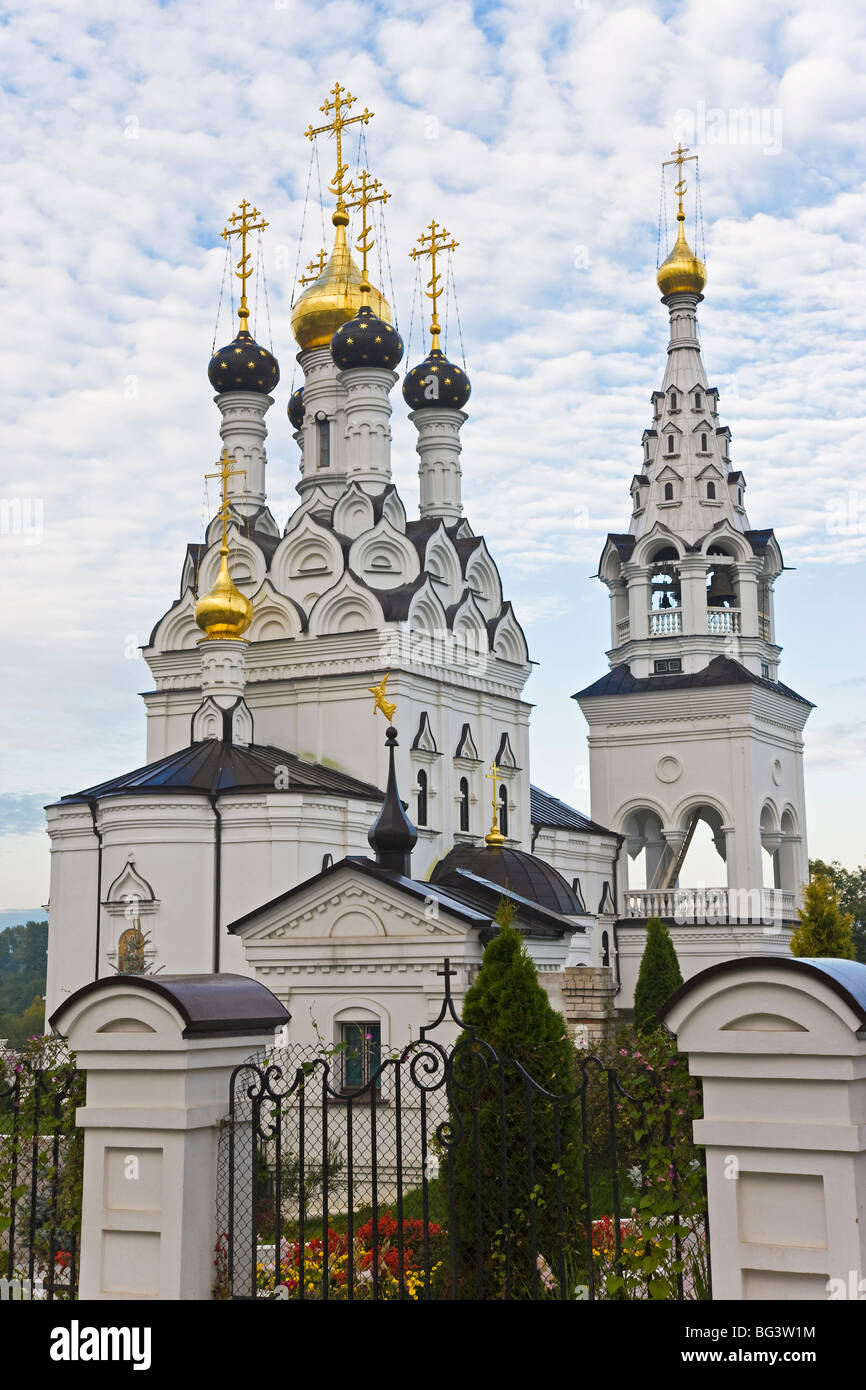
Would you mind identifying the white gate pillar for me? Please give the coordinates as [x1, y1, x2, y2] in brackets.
[661, 956, 866, 1301]
[50, 973, 289, 1301]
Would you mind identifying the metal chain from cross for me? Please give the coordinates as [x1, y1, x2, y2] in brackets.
[409, 219, 458, 349]
[299, 248, 327, 287]
[663, 143, 699, 218]
[345, 170, 390, 292]
[221, 200, 269, 334]
[304, 82, 373, 217]
[204, 447, 247, 552]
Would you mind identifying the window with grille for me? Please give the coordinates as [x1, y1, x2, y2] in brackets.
[707, 481, 716, 499]
[340, 1022, 381, 1093]
[498, 783, 509, 838]
[664, 481, 674, 501]
[316, 414, 330, 468]
[459, 777, 470, 832]
[653, 658, 683, 674]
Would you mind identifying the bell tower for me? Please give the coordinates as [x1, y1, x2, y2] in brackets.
[575, 149, 813, 1006]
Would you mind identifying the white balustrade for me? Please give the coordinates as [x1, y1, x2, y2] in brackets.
[706, 608, 741, 635]
[648, 608, 681, 636]
[625, 887, 795, 923]
[616, 617, 631, 643]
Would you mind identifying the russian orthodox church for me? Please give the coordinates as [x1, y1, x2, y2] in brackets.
[43, 107, 810, 1044]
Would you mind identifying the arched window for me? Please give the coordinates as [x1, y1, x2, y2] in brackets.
[601, 930, 610, 968]
[701, 432, 708, 451]
[670, 391, 678, 410]
[459, 777, 470, 832]
[694, 392, 701, 408]
[706, 481, 716, 499]
[498, 783, 509, 839]
[416, 770, 428, 827]
[667, 435, 674, 453]
[738, 488, 743, 506]
[663, 481, 674, 501]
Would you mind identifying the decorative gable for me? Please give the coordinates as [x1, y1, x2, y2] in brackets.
[411, 710, 439, 755]
[454, 723, 480, 761]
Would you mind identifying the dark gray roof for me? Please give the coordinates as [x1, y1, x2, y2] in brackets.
[57, 741, 384, 804]
[530, 784, 614, 838]
[50, 972, 290, 1038]
[431, 842, 583, 916]
[574, 656, 814, 707]
[228, 853, 574, 940]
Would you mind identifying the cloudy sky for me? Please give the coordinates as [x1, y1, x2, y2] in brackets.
[1, 0, 865, 907]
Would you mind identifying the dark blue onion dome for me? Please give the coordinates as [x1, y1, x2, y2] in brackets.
[331, 304, 404, 371]
[431, 843, 583, 915]
[402, 347, 470, 410]
[208, 330, 280, 395]
[288, 385, 305, 431]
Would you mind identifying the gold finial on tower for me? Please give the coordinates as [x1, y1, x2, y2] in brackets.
[221, 199, 269, 334]
[345, 170, 390, 297]
[194, 447, 253, 642]
[410, 220, 458, 351]
[299, 248, 328, 287]
[657, 143, 706, 297]
[485, 760, 506, 846]
[304, 82, 373, 225]
[368, 672, 397, 724]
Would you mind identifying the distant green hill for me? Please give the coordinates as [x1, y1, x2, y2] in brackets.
[0, 919, 48, 1047]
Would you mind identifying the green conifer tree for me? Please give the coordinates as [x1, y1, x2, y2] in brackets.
[633, 916, 684, 1033]
[448, 899, 581, 1297]
[790, 876, 856, 959]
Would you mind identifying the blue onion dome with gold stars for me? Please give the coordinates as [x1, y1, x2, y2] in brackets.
[331, 304, 404, 371]
[208, 330, 280, 395]
[288, 385, 305, 431]
[402, 347, 470, 411]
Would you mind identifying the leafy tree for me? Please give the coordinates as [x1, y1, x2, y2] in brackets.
[790, 875, 855, 960]
[0, 921, 48, 1047]
[449, 899, 581, 1297]
[810, 858, 866, 962]
[633, 916, 683, 1033]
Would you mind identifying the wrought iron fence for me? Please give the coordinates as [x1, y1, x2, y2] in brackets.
[215, 965, 709, 1301]
[0, 1039, 82, 1300]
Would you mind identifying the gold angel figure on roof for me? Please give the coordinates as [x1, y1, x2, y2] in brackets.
[369, 673, 396, 724]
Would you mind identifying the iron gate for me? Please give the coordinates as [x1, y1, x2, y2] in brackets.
[216, 965, 709, 1301]
[0, 1039, 82, 1300]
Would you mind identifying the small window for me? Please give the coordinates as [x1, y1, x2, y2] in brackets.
[706, 481, 716, 499]
[601, 930, 610, 968]
[695, 392, 701, 408]
[459, 776, 470, 833]
[670, 392, 677, 410]
[498, 783, 509, 839]
[667, 435, 674, 453]
[663, 481, 674, 501]
[761, 662, 771, 679]
[701, 433, 708, 451]
[340, 1022, 381, 1094]
[416, 769, 428, 827]
[653, 658, 683, 674]
[316, 413, 330, 468]
[738, 488, 744, 506]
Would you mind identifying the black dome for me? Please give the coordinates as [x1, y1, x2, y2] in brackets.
[288, 386, 305, 431]
[431, 843, 583, 915]
[208, 330, 280, 395]
[331, 305, 404, 370]
[402, 347, 470, 410]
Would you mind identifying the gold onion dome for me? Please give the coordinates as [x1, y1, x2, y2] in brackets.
[657, 212, 707, 297]
[291, 218, 392, 351]
[194, 546, 253, 642]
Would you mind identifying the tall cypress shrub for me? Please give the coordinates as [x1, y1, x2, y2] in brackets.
[448, 899, 581, 1296]
[633, 916, 683, 1033]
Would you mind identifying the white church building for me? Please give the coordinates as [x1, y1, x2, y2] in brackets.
[43, 108, 811, 1047]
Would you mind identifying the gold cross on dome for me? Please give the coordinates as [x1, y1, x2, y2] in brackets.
[304, 82, 373, 215]
[410, 219, 458, 350]
[345, 170, 390, 293]
[299, 248, 327, 287]
[485, 760, 505, 845]
[221, 199, 269, 332]
[662, 142, 698, 217]
[205, 447, 247, 552]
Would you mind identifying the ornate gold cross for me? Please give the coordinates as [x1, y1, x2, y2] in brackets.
[345, 170, 390, 292]
[410, 219, 458, 349]
[485, 760, 505, 845]
[305, 82, 373, 215]
[663, 143, 698, 217]
[205, 447, 247, 551]
[299, 248, 328, 287]
[221, 199, 269, 333]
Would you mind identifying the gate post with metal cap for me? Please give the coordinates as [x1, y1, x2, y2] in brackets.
[50, 973, 289, 1300]
[661, 955, 866, 1301]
